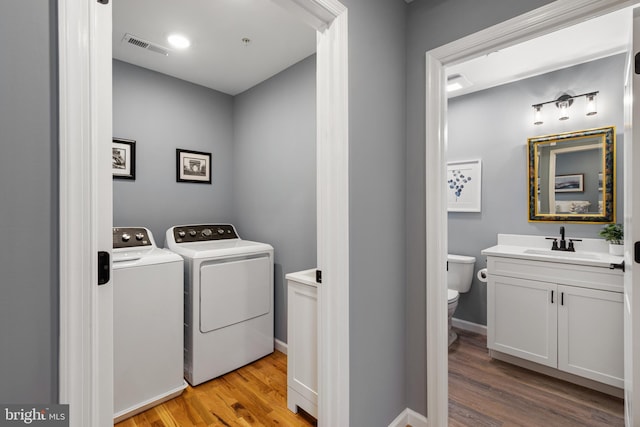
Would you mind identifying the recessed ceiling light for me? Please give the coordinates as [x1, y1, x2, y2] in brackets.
[167, 34, 191, 49]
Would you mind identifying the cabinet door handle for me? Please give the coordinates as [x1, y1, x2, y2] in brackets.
[551, 290, 554, 304]
[561, 292, 564, 306]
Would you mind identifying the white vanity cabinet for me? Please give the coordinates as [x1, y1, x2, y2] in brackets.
[489, 275, 558, 368]
[557, 285, 623, 386]
[286, 269, 319, 418]
[486, 255, 624, 389]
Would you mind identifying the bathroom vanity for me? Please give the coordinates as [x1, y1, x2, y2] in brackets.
[482, 234, 624, 394]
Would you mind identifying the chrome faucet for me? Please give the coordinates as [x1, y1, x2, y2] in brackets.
[546, 226, 581, 252]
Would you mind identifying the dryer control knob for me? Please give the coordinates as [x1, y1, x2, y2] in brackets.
[202, 228, 213, 237]
[217, 228, 225, 235]
[189, 230, 197, 237]
[135, 233, 144, 241]
[121, 233, 131, 242]
[178, 230, 186, 238]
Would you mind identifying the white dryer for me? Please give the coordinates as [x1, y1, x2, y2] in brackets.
[112, 227, 186, 422]
[165, 224, 274, 386]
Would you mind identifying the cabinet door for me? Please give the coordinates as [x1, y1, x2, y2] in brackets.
[488, 276, 557, 367]
[287, 281, 318, 415]
[558, 285, 624, 388]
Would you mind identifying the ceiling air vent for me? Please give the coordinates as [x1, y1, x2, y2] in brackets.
[122, 33, 170, 56]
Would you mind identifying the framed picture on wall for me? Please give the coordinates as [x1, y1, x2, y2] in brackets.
[112, 138, 136, 180]
[447, 159, 481, 212]
[555, 173, 584, 192]
[176, 149, 212, 184]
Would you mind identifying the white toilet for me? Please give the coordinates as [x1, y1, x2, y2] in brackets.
[447, 254, 476, 346]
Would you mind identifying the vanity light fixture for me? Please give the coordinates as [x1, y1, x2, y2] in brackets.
[531, 91, 599, 125]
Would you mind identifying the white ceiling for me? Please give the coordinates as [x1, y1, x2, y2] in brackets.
[447, 7, 632, 98]
[113, 2, 631, 99]
[112, 0, 316, 96]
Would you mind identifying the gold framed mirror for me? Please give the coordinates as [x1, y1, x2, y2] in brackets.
[528, 126, 616, 223]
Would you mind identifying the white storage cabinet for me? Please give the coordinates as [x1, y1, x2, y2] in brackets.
[286, 269, 319, 418]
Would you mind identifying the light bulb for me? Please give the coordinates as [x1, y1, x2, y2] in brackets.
[586, 93, 597, 116]
[558, 100, 569, 120]
[533, 105, 543, 125]
[168, 34, 191, 49]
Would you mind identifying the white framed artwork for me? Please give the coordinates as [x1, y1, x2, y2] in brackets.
[447, 159, 482, 212]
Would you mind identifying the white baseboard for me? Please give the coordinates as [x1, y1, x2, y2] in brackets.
[452, 317, 487, 335]
[275, 338, 288, 354]
[388, 408, 428, 427]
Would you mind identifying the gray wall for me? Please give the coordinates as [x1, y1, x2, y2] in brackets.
[448, 54, 625, 326]
[405, 0, 556, 416]
[341, 0, 407, 425]
[0, 0, 58, 403]
[232, 55, 317, 344]
[112, 60, 235, 246]
[113, 56, 318, 345]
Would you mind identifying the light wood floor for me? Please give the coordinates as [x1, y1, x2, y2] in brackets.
[114, 351, 316, 427]
[448, 328, 624, 426]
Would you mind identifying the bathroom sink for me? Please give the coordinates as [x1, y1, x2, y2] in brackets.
[481, 234, 624, 270]
[522, 248, 602, 261]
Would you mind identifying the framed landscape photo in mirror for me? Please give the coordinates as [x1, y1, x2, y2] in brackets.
[176, 148, 212, 184]
[527, 126, 616, 223]
[554, 174, 584, 193]
[112, 138, 136, 180]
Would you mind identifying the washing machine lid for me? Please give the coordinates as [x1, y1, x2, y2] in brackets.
[113, 227, 182, 268]
[113, 247, 183, 269]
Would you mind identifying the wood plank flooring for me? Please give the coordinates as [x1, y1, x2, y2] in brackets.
[115, 351, 316, 427]
[115, 329, 623, 426]
[448, 328, 624, 426]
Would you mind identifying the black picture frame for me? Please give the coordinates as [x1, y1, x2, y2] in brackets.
[112, 138, 136, 180]
[176, 148, 212, 184]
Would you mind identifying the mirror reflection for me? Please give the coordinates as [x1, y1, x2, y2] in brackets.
[528, 126, 616, 223]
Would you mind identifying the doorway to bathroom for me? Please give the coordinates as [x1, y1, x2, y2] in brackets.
[425, 1, 640, 425]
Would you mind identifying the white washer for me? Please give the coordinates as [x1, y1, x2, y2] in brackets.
[165, 224, 274, 386]
[112, 227, 187, 423]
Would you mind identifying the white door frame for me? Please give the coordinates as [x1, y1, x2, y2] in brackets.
[57, 0, 349, 426]
[425, 1, 639, 425]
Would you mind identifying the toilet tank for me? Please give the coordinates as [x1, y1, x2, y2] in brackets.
[447, 254, 476, 293]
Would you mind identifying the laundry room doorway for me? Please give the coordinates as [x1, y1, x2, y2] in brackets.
[57, 1, 349, 426]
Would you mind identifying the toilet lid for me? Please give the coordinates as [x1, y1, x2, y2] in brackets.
[448, 289, 459, 302]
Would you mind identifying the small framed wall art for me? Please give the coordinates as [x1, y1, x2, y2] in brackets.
[112, 138, 136, 180]
[176, 148, 212, 184]
[447, 159, 482, 212]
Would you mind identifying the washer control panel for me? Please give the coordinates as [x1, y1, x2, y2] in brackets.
[172, 224, 238, 243]
[113, 227, 152, 249]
